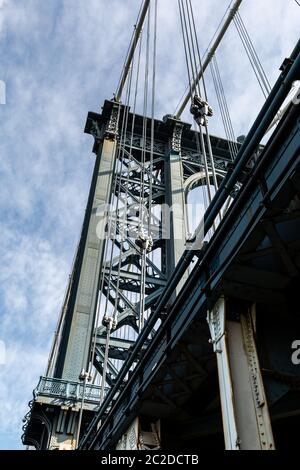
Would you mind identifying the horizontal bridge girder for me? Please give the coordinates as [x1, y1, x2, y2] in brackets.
[117, 175, 164, 192]
[93, 347, 119, 385]
[103, 267, 166, 287]
[226, 264, 290, 290]
[238, 238, 300, 263]
[96, 336, 134, 350]
[95, 337, 141, 361]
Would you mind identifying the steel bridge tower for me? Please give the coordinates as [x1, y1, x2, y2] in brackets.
[22, 98, 233, 449]
[22, 0, 300, 451]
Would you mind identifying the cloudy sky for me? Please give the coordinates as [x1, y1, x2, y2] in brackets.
[0, 0, 299, 450]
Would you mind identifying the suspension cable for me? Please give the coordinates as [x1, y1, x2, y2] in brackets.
[184, 0, 202, 97]
[236, 12, 271, 93]
[115, 0, 150, 101]
[174, 0, 235, 115]
[177, 0, 243, 117]
[210, 55, 238, 160]
[178, 0, 212, 214]
[112, 28, 144, 326]
[193, 122, 209, 213]
[214, 55, 239, 156]
[186, 0, 219, 195]
[178, 0, 194, 98]
[148, 0, 158, 238]
[234, 12, 270, 99]
[138, 4, 152, 333]
[187, 0, 206, 100]
[180, 0, 221, 208]
[210, 59, 233, 158]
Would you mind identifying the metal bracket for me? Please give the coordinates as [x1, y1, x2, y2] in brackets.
[207, 300, 225, 353]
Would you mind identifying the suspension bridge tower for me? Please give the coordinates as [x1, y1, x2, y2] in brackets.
[22, 0, 300, 451]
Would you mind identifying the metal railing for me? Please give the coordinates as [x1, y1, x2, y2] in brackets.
[36, 376, 107, 403]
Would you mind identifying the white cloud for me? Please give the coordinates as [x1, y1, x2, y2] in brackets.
[0, 227, 69, 337]
[0, 227, 70, 448]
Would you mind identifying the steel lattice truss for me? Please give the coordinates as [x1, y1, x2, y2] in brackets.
[91, 112, 234, 386]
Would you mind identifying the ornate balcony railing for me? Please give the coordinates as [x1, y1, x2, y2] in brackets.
[22, 377, 109, 446]
[36, 376, 107, 404]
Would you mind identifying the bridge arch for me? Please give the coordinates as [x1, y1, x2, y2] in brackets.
[184, 169, 227, 236]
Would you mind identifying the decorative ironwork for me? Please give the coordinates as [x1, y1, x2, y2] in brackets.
[105, 104, 120, 139]
[171, 123, 184, 153]
[124, 133, 165, 155]
[207, 297, 225, 352]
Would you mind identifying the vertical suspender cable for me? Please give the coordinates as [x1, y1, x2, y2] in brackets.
[174, 0, 235, 116]
[148, 0, 157, 238]
[138, 5, 151, 332]
[210, 56, 237, 160]
[233, 13, 271, 100]
[178, 0, 194, 98]
[113, 28, 144, 325]
[186, 0, 219, 194]
[214, 55, 239, 156]
[236, 12, 271, 94]
[177, 0, 243, 118]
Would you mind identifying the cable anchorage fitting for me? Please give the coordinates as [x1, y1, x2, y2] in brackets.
[79, 369, 92, 382]
[102, 315, 117, 331]
[135, 230, 153, 253]
[190, 94, 213, 126]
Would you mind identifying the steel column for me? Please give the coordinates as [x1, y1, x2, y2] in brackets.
[207, 296, 239, 449]
[61, 105, 119, 381]
[207, 297, 275, 450]
[164, 119, 187, 285]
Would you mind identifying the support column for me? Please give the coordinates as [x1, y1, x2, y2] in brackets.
[54, 103, 120, 382]
[48, 409, 78, 450]
[207, 297, 275, 450]
[164, 118, 187, 289]
[116, 417, 161, 450]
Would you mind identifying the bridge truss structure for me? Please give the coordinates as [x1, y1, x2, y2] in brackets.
[22, 0, 300, 451]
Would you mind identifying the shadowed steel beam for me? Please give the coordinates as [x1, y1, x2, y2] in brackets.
[207, 297, 275, 450]
[115, 0, 150, 101]
[176, 0, 243, 118]
[103, 267, 166, 286]
[96, 336, 134, 350]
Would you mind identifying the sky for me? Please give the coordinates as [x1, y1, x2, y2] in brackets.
[0, 0, 299, 450]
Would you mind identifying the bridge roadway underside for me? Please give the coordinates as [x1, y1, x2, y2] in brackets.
[89, 105, 300, 450]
